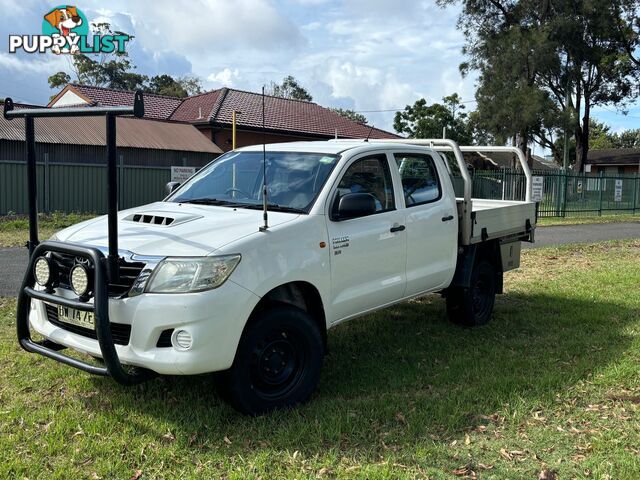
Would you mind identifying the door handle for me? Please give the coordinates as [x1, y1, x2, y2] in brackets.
[441, 215, 454, 222]
[390, 225, 406, 233]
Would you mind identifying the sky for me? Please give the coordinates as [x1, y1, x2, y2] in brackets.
[1, 0, 638, 138]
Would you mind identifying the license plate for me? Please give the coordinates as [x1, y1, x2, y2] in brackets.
[57, 305, 95, 329]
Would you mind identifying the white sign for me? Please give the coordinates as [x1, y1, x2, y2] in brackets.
[171, 166, 196, 183]
[531, 176, 544, 202]
[577, 181, 583, 194]
[614, 179, 623, 202]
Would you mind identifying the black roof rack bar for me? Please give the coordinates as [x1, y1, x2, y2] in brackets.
[3, 91, 144, 120]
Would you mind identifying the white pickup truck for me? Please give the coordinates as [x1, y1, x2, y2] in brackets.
[23, 138, 535, 415]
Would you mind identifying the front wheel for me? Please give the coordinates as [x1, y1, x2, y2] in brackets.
[217, 305, 324, 415]
[446, 259, 496, 327]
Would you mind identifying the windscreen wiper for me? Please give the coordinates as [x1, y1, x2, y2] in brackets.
[242, 203, 306, 214]
[178, 198, 247, 207]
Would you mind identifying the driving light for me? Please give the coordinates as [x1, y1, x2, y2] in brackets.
[33, 257, 51, 286]
[70, 264, 90, 296]
[146, 255, 241, 294]
[172, 330, 193, 350]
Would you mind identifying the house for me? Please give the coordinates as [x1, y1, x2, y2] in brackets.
[49, 84, 399, 152]
[0, 100, 221, 168]
[585, 149, 640, 175]
[0, 99, 222, 214]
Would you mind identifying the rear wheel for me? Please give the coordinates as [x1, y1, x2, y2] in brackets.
[218, 305, 324, 415]
[446, 259, 496, 327]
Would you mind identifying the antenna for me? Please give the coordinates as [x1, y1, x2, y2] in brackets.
[259, 86, 269, 232]
[364, 124, 375, 142]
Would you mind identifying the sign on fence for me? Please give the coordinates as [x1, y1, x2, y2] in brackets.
[577, 181, 583, 194]
[531, 176, 544, 202]
[614, 179, 623, 202]
[171, 166, 196, 183]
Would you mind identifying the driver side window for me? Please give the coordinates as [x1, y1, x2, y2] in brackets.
[334, 155, 395, 215]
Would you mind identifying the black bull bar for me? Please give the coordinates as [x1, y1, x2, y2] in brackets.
[5, 93, 154, 385]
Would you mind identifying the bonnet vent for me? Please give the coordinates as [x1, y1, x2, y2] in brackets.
[123, 211, 202, 227]
[131, 214, 174, 226]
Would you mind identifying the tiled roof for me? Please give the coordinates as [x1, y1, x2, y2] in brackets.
[170, 90, 223, 122]
[60, 84, 183, 120]
[50, 84, 399, 139]
[174, 87, 398, 139]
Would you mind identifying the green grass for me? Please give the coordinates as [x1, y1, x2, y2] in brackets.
[537, 213, 640, 227]
[0, 212, 96, 248]
[1, 241, 639, 478]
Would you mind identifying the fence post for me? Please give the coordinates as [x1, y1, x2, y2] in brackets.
[598, 172, 604, 216]
[43, 152, 50, 214]
[118, 154, 124, 208]
[562, 171, 568, 217]
[633, 173, 638, 214]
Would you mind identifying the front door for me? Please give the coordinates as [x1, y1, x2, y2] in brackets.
[326, 153, 407, 322]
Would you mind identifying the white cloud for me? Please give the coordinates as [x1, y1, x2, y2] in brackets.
[207, 68, 241, 88]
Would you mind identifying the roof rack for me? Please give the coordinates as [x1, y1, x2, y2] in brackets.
[3, 91, 145, 280]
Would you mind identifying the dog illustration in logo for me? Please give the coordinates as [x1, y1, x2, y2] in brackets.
[44, 6, 83, 54]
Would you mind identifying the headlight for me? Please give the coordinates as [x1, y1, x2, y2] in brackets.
[146, 255, 241, 294]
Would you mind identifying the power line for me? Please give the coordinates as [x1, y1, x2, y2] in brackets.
[353, 99, 477, 114]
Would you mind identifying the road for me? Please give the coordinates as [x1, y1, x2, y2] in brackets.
[0, 221, 638, 297]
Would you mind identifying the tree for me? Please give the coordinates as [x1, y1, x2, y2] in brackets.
[394, 94, 472, 144]
[47, 22, 202, 97]
[440, 0, 640, 171]
[329, 108, 368, 124]
[146, 75, 202, 98]
[588, 120, 618, 150]
[617, 129, 640, 149]
[266, 76, 313, 101]
[48, 22, 146, 90]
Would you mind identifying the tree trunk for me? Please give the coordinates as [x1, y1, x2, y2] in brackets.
[574, 101, 590, 173]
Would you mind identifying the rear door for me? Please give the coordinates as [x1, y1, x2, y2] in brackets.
[393, 151, 458, 296]
[326, 153, 407, 322]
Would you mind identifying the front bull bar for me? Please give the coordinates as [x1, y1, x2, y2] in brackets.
[5, 93, 154, 385]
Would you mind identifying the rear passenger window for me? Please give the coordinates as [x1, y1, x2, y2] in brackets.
[394, 153, 441, 206]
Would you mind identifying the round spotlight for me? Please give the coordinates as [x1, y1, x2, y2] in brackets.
[70, 264, 90, 296]
[33, 257, 51, 286]
[172, 330, 193, 350]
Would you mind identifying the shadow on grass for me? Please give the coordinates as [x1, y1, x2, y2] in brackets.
[85, 291, 635, 456]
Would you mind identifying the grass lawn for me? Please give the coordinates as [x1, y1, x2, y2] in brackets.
[537, 213, 640, 227]
[1, 240, 639, 479]
[0, 213, 96, 248]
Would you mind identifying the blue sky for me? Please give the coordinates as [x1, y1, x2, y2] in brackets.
[1, 0, 638, 135]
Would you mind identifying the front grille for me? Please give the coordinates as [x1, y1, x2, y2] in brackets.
[45, 304, 131, 345]
[50, 252, 145, 297]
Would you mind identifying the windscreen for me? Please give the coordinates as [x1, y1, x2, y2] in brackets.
[169, 151, 340, 213]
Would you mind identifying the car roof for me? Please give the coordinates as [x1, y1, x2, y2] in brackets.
[236, 140, 427, 156]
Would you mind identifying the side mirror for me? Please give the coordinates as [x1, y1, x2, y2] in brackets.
[165, 181, 181, 195]
[336, 193, 377, 220]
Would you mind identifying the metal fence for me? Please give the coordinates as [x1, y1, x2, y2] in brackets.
[463, 169, 640, 217]
[2, 161, 639, 218]
[0, 161, 171, 215]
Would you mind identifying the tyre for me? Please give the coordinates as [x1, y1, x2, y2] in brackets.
[218, 305, 324, 415]
[446, 259, 496, 327]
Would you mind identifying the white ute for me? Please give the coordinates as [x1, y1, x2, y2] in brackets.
[28, 139, 535, 414]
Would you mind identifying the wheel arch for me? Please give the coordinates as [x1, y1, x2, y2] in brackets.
[249, 281, 328, 348]
[448, 241, 503, 294]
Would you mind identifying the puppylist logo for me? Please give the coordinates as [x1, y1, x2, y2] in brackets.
[8, 5, 129, 55]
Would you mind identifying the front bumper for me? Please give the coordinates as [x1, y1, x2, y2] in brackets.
[29, 280, 260, 375]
